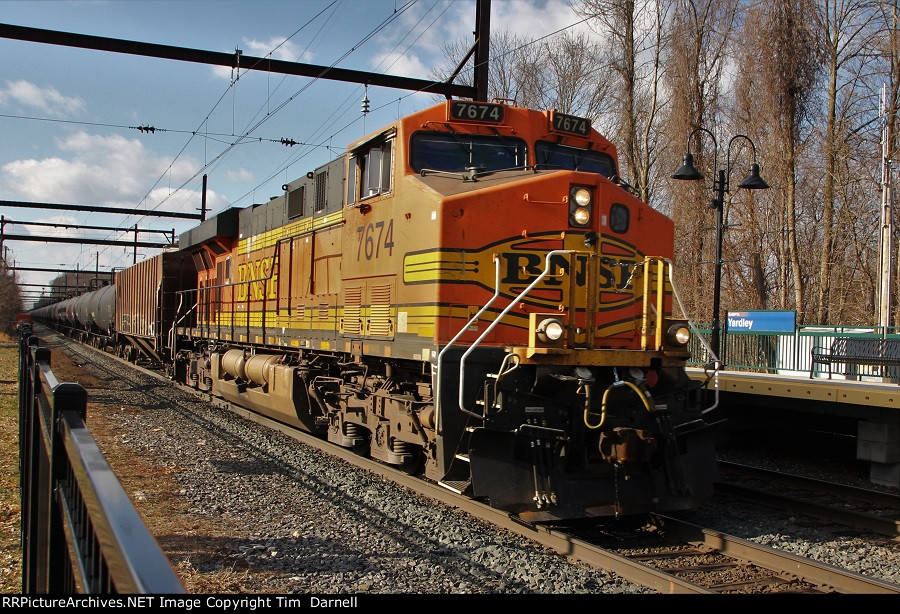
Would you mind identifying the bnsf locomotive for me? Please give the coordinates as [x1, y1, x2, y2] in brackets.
[33, 99, 719, 521]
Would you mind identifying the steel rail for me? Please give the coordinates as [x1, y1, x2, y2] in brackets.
[719, 460, 900, 508]
[659, 516, 900, 594]
[716, 462, 900, 540]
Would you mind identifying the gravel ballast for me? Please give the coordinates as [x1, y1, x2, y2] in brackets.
[39, 332, 648, 594]
[31, 331, 900, 594]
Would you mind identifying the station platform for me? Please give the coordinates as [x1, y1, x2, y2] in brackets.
[686, 367, 900, 488]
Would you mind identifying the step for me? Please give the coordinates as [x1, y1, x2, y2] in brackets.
[438, 479, 471, 494]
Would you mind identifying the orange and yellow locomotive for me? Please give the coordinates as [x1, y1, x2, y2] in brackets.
[171, 99, 718, 520]
[38, 99, 719, 521]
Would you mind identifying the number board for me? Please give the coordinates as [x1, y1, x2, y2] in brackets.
[551, 111, 591, 137]
[449, 101, 505, 123]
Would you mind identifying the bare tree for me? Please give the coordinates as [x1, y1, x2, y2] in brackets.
[874, 0, 900, 326]
[662, 0, 739, 323]
[0, 257, 24, 336]
[431, 29, 610, 118]
[810, 0, 880, 324]
[431, 30, 536, 104]
[529, 31, 611, 120]
[574, 0, 669, 203]
[738, 0, 822, 322]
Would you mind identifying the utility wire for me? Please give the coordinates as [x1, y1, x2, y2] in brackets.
[75, 1, 344, 270]
[23, 3, 598, 277]
[0, 112, 317, 145]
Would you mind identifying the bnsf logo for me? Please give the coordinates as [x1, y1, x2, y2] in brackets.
[500, 252, 638, 291]
[235, 256, 278, 301]
[401, 236, 648, 310]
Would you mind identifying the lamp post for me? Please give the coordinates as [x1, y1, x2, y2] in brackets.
[672, 128, 770, 367]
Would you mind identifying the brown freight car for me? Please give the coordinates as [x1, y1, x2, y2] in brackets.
[115, 250, 194, 364]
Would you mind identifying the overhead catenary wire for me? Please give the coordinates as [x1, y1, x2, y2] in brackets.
[136, 0, 421, 221]
[0, 112, 316, 146]
[10, 2, 600, 289]
[35, 0, 349, 274]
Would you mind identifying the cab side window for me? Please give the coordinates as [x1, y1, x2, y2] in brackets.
[348, 136, 393, 205]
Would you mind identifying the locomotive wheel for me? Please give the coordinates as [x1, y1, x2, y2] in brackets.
[398, 450, 424, 476]
[352, 436, 371, 457]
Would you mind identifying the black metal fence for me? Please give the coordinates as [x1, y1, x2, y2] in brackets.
[17, 325, 185, 594]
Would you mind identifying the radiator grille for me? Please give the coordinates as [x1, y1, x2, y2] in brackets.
[369, 284, 392, 337]
[343, 288, 362, 335]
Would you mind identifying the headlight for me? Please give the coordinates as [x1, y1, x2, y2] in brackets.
[574, 188, 591, 206]
[572, 207, 590, 225]
[537, 318, 565, 343]
[569, 187, 592, 228]
[666, 323, 691, 346]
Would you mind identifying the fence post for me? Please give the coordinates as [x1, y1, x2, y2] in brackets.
[48, 381, 87, 591]
[23, 344, 52, 592]
[17, 331, 37, 592]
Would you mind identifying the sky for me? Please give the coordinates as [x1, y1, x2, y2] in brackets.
[0, 0, 586, 307]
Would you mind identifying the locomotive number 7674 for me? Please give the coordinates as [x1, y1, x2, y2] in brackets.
[356, 219, 395, 260]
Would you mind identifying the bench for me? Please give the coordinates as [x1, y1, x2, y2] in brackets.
[810, 337, 900, 379]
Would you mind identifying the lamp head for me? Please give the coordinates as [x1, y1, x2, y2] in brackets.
[737, 162, 769, 190]
[671, 152, 705, 181]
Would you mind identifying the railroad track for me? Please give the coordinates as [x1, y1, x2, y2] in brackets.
[716, 460, 900, 540]
[27, 328, 900, 594]
[187, 395, 900, 594]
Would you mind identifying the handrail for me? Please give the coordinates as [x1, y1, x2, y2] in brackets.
[436, 256, 501, 429]
[458, 249, 572, 416]
[170, 219, 347, 354]
[17, 327, 185, 594]
[654, 256, 721, 414]
[175, 232, 300, 345]
[168, 294, 200, 361]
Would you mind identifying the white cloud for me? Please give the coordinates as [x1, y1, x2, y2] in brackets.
[1, 131, 198, 209]
[372, 50, 430, 79]
[370, 0, 585, 78]
[224, 168, 254, 182]
[0, 80, 85, 117]
[243, 36, 309, 63]
[491, 0, 582, 38]
[25, 214, 83, 238]
[145, 185, 223, 217]
[370, 1, 450, 65]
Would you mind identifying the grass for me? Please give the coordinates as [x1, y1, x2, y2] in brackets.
[0, 343, 22, 594]
[0, 333, 291, 593]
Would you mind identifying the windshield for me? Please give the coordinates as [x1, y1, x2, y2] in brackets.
[410, 132, 528, 173]
[535, 141, 615, 177]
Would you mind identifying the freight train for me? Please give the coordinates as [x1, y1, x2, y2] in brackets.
[32, 99, 720, 521]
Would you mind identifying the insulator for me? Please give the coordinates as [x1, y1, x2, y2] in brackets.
[361, 95, 370, 115]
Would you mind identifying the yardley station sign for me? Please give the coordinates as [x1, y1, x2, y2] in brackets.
[726, 310, 796, 334]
